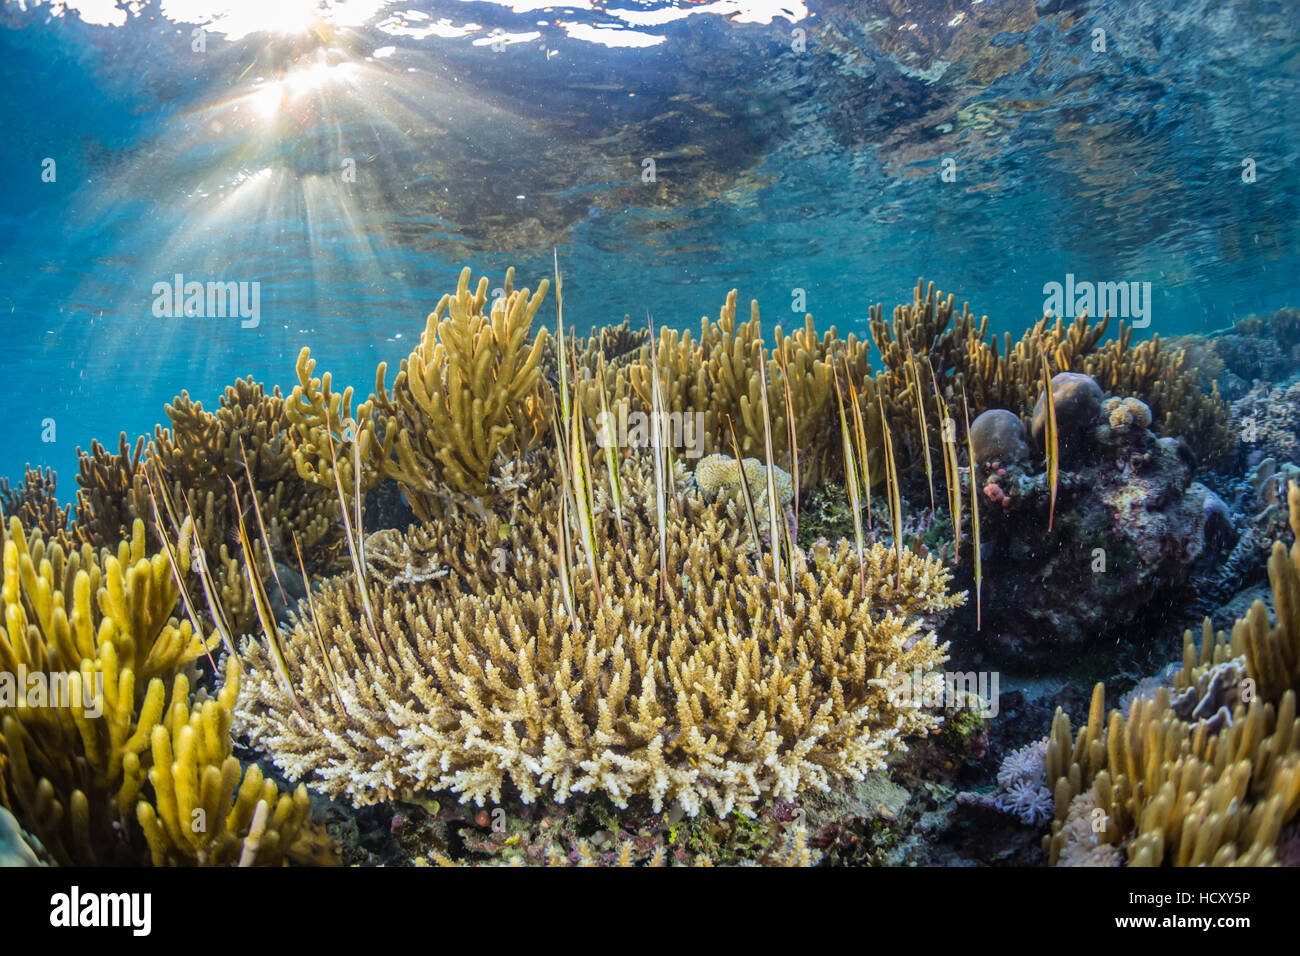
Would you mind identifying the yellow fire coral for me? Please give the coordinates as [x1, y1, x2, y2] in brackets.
[868, 277, 1232, 466]
[135, 658, 315, 866]
[236, 458, 961, 817]
[570, 294, 875, 488]
[0, 466, 74, 553]
[288, 267, 554, 519]
[67, 380, 345, 638]
[0, 516, 328, 866]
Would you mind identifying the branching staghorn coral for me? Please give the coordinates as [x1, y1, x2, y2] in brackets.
[236, 456, 961, 818]
[72, 433, 151, 549]
[0, 516, 327, 866]
[1041, 481, 1300, 866]
[0, 465, 75, 553]
[71, 382, 344, 637]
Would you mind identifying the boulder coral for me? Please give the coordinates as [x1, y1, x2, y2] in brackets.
[692, 453, 795, 526]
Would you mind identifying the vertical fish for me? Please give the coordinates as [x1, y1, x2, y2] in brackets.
[228, 476, 306, 718]
[597, 350, 629, 553]
[926, 357, 960, 563]
[569, 385, 605, 611]
[757, 345, 785, 625]
[142, 466, 219, 671]
[843, 356, 872, 530]
[962, 388, 982, 631]
[237, 435, 287, 607]
[907, 354, 936, 513]
[877, 391, 903, 583]
[647, 312, 670, 601]
[834, 371, 867, 599]
[292, 530, 348, 719]
[775, 342, 801, 533]
[1040, 347, 1060, 532]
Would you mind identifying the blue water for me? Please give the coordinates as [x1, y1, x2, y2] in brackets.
[1, 0, 1297, 485]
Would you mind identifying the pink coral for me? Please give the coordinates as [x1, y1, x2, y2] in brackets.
[983, 482, 1009, 507]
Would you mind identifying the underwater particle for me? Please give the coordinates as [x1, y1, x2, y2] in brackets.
[969, 409, 1029, 465]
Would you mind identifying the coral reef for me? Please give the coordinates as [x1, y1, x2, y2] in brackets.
[68, 381, 345, 639]
[1041, 482, 1300, 866]
[964, 374, 1228, 666]
[0, 515, 329, 866]
[0, 266, 1263, 871]
[147, 378, 343, 571]
[135, 659, 316, 866]
[236, 456, 962, 818]
[0, 465, 74, 552]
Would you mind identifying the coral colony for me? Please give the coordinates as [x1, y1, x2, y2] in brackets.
[2, 267, 1299, 868]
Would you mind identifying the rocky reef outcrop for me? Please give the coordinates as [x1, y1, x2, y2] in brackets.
[961, 374, 1235, 668]
[1168, 307, 1300, 402]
